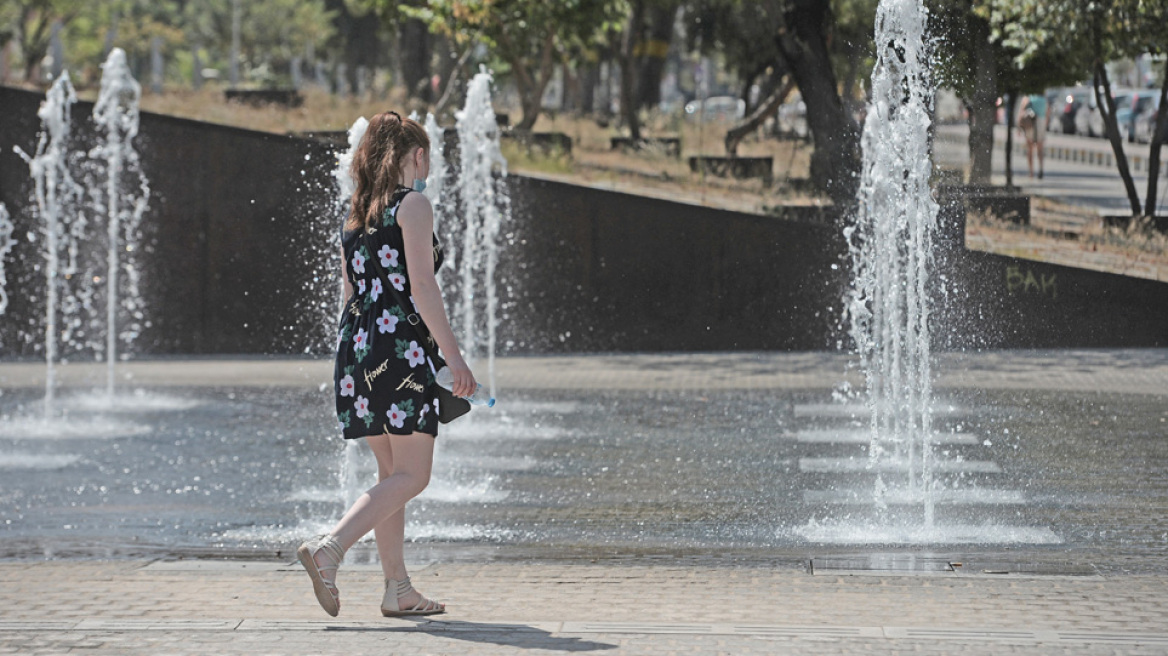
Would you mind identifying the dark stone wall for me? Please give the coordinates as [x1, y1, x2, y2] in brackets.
[500, 176, 847, 352]
[0, 86, 339, 357]
[1, 85, 1166, 358]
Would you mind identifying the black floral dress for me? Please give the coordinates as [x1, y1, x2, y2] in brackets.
[334, 186, 444, 439]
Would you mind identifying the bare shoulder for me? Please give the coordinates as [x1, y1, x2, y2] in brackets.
[398, 190, 433, 226]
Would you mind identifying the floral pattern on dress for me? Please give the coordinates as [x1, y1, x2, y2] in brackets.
[376, 307, 403, 334]
[378, 244, 399, 269]
[396, 339, 426, 368]
[334, 186, 445, 440]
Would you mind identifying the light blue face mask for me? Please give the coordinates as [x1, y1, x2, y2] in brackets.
[412, 178, 427, 192]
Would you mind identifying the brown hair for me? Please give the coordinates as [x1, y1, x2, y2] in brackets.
[347, 111, 430, 231]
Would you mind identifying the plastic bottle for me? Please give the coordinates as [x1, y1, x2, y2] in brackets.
[435, 367, 496, 407]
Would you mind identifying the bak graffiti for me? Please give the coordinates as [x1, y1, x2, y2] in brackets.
[1006, 264, 1057, 299]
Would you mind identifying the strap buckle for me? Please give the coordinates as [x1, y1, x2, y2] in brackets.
[407, 313, 421, 326]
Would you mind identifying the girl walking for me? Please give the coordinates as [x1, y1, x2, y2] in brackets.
[298, 111, 477, 617]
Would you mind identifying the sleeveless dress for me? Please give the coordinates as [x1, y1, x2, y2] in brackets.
[334, 186, 444, 439]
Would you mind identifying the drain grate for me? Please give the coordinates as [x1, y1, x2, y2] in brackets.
[811, 554, 1099, 578]
[812, 555, 954, 576]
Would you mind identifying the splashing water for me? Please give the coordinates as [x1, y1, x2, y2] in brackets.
[846, 0, 940, 525]
[421, 113, 449, 234]
[333, 116, 368, 205]
[13, 73, 82, 418]
[91, 48, 150, 397]
[452, 70, 510, 396]
[0, 203, 15, 317]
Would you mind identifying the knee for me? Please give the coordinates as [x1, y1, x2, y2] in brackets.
[398, 469, 430, 498]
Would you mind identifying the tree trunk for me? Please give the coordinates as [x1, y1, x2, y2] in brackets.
[774, 0, 860, 204]
[1005, 92, 1016, 189]
[560, 62, 578, 113]
[967, 15, 996, 184]
[637, 2, 676, 110]
[1093, 64, 1142, 215]
[20, 7, 53, 83]
[434, 45, 473, 118]
[726, 75, 794, 155]
[399, 14, 432, 102]
[1145, 61, 1168, 217]
[619, 0, 645, 139]
[510, 30, 557, 131]
[580, 61, 598, 115]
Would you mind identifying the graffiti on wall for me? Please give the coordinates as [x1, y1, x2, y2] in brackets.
[1006, 264, 1057, 299]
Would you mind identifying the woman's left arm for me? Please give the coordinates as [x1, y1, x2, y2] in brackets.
[398, 192, 476, 397]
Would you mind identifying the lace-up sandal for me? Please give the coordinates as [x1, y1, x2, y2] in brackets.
[381, 576, 446, 617]
[297, 534, 345, 617]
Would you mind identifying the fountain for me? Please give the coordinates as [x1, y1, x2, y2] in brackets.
[451, 70, 509, 395]
[846, 0, 939, 522]
[13, 72, 82, 417]
[90, 47, 150, 397]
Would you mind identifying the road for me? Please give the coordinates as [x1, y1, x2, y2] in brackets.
[935, 123, 1168, 214]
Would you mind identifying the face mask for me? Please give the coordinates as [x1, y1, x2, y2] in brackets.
[412, 152, 427, 192]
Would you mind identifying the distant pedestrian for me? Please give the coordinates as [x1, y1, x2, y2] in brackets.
[297, 111, 478, 618]
[1017, 94, 1051, 179]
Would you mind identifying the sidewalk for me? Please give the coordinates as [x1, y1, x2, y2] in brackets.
[3, 558, 1168, 654]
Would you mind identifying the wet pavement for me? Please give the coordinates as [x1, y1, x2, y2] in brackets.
[2, 350, 1168, 653]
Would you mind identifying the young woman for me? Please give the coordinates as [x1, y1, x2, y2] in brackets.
[298, 111, 477, 618]
[1018, 94, 1050, 179]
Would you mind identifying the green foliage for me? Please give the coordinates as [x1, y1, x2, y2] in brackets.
[1, 0, 334, 85]
[929, 0, 1087, 97]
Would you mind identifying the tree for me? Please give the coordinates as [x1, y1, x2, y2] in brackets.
[183, 0, 334, 88]
[407, 0, 626, 131]
[774, 0, 860, 204]
[2, 0, 87, 82]
[683, 0, 790, 154]
[992, 0, 1168, 216]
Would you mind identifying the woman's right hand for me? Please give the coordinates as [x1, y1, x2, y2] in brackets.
[446, 355, 477, 398]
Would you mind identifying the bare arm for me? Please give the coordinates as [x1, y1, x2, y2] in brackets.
[398, 192, 477, 397]
[340, 245, 353, 305]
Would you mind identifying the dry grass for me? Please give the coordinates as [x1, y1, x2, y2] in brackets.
[71, 84, 820, 213]
[966, 198, 1168, 282]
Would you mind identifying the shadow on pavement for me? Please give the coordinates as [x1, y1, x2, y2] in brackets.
[324, 620, 617, 651]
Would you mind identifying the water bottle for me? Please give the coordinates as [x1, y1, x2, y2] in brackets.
[435, 367, 495, 407]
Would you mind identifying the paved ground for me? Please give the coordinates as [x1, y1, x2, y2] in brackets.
[3, 351, 1168, 653]
[3, 559, 1168, 654]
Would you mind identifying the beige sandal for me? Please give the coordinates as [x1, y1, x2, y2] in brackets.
[297, 534, 345, 617]
[381, 576, 446, 617]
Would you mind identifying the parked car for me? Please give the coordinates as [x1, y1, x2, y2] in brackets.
[1122, 91, 1159, 142]
[684, 96, 746, 121]
[1133, 95, 1167, 144]
[1084, 88, 1145, 139]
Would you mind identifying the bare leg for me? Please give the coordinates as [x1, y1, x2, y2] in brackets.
[1036, 140, 1045, 177]
[327, 433, 433, 550]
[1025, 140, 1035, 177]
[366, 434, 440, 611]
[313, 432, 440, 612]
[369, 443, 408, 582]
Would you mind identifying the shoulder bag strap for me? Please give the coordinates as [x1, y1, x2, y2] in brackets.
[357, 200, 438, 355]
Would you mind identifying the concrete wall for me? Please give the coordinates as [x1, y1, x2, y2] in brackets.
[1, 85, 1165, 358]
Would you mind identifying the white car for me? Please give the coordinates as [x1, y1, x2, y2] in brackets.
[684, 96, 746, 121]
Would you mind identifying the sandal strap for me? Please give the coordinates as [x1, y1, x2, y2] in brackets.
[315, 535, 346, 567]
[390, 575, 414, 598]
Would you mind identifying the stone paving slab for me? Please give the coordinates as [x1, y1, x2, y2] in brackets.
[2, 349, 1167, 395]
[3, 560, 1168, 654]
